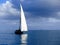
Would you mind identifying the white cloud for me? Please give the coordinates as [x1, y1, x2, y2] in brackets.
[48, 18, 60, 23]
[20, 0, 25, 2]
[27, 17, 60, 30]
[0, 1, 20, 17]
[29, 0, 60, 8]
[57, 12, 60, 16]
[46, 0, 60, 7]
[0, 1, 20, 25]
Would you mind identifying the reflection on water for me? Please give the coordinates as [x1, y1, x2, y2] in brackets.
[0, 30, 60, 45]
[21, 34, 28, 45]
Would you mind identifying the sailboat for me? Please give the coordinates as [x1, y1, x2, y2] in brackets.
[15, 4, 28, 34]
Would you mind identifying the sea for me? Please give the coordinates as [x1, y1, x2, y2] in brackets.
[0, 30, 60, 45]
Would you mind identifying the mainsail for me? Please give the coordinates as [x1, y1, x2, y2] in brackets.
[20, 4, 28, 32]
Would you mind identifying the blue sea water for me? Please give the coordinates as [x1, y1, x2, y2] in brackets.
[0, 30, 60, 45]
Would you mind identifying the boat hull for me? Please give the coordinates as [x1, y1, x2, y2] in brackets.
[15, 30, 23, 34]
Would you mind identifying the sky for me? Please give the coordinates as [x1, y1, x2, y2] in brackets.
[0, 0, 60, 32]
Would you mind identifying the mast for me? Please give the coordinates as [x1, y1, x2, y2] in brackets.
[18, 4, 21, 30]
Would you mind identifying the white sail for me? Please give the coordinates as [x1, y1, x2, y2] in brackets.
[20, 4, 28, 32]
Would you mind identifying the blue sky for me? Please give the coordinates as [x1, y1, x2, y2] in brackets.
[0, 0, 60, 32]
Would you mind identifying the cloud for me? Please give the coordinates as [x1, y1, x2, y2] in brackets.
[0, 0, 20, 28]
[25, 0, 60, 7]
[0, 1, 20, 20]
[21, 0, 60, 19]
[20, 0, 25, 2]
[10, 0, 20, 9]
[27, 17, 60, 30]
[0, 0, 60, 30]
